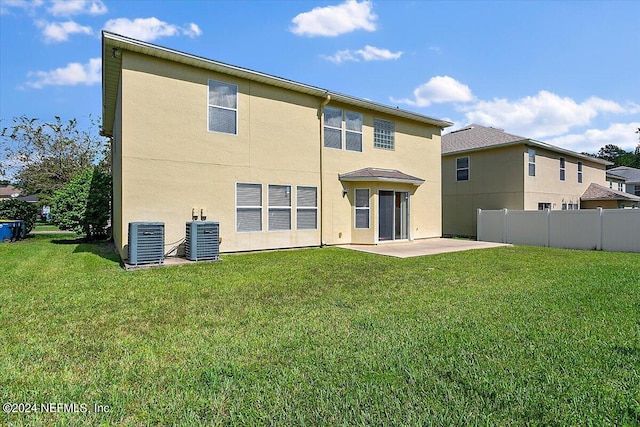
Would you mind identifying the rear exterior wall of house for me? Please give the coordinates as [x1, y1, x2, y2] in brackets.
[112, 51, 443, 259]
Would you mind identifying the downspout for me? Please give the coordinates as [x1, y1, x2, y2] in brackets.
[319, 92, 331, 247]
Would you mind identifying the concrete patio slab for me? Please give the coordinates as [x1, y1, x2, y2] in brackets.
[337, 238, 511, 258]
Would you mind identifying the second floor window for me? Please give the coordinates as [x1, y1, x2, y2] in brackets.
[324, 107, 363, 152]
[208, 80, 237, 134]
[560, 158, 566, 181]
[528, 149, 536, 176]
[374, 118, 395, 150]
[456, 157, 469, 181]
[578, 162, 583, 183]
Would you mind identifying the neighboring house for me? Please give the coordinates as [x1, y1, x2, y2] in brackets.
[0, 184, 21, 201]
[581, 183, 640, 209]
[441, 124, 611, 237]
[101, 32, 452, 260]
[607, 166, 640, 197]
[606, 171, 627, 193]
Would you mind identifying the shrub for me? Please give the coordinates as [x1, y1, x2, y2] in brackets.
[51, 168, 111, 239]
[0, 199, 38, 234]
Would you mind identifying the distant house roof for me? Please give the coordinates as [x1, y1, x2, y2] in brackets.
[581, 183, 640, 202]
[16, 194, 39, 203]
[606, 171, 627, 181]
[608, 166, 640, 184]
[339, 168, 425, 185]
[442, 124, 611, 166]
[101, 31, 453, 138]
[0, 185, 21, 198]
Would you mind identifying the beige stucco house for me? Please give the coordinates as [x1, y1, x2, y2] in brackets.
[441, 124, 613, 237]
[101, 32, 452, 260]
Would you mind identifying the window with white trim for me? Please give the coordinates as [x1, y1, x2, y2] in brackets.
[208, 80, 237, 134]
[374, 118, 394, 150]
[456, 157, 469, 181]
[296, 186, 317, 230]
[560, 157, 566, 181]
[562, 202, 568, 210]
[538, 202, 551, 210]
[236, 183, 261, 232]
[323, 107, 363, 152]
[618, 182, 624, 192]
[355, 189, 370, 229]
[577, 161, 583, 183]
[528, 149, 536, 177]
[268, 185, 291, 231]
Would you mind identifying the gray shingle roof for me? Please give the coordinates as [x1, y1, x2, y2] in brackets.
[442, 124, 527, 154]
[581, 183, 640, 201]
[339, 168, 424, 185]
[441, 124, 611, 166]
[607, 166, 640, 184]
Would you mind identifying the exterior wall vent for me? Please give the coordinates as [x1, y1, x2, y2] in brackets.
[128, 222, 164, 265]
[185, 221, 220, 261]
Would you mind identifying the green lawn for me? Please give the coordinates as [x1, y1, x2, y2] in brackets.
[1, 235, 639, 426]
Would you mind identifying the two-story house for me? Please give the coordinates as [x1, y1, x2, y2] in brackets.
[607, 166, 640, 197]
[101, 32, 452, 260]
[441, 124, 614, 237]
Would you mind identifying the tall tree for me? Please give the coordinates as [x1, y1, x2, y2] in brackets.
[1, 116, 106, 204]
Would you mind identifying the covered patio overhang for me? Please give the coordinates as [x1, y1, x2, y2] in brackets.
[338, 167, 425, 186]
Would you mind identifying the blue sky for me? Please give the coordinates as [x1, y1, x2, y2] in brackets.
[1, 0, 639, 165]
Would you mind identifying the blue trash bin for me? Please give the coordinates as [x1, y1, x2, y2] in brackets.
[0, 221, 13, 242]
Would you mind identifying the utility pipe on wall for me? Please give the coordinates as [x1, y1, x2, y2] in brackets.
[319, 92, 331, 246]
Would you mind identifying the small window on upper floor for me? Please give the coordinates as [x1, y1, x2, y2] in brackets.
[208, 80, 237, 135]
[374, 118, 395, 150]
[577, 161, 583, 183]
[528, 149, 536, 177]
[560, 157, 566, 181]
[456, 157, 469, 181]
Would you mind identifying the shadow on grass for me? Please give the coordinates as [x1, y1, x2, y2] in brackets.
[52, 237, 122, 265]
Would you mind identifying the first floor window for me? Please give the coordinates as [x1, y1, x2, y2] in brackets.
[374, 118, 395, 150]
[538, 202, 551, 210]
[355, 189, 370, 228]
[562, 202, 568, 210]
[297, 186, 317, 230]
[208, 80, 238, 134]
[268, 185, 291, 231]
[456, 157, 470, 181]
[236, 183, 262, 232]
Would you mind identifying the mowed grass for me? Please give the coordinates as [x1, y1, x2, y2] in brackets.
[0, 235, 639, 426]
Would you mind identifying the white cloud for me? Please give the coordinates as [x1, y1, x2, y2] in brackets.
[548, 122, 640, 154]
[36, 19, 92, 42]
[356, 45, 402, 61]
[26, 57, 101, 88]
[183, 22, 202, 38]
[103, 17, 202, 41]
[391, 76, 474, 107]
[462, 90, 636, 139]
[47, 0, 107, 16]
[291, 0, 377, 37]
[323, 45, 402, 63]
[0, 0, 44, 15]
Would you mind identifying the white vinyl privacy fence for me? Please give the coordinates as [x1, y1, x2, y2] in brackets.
[477, 208, 640, 252]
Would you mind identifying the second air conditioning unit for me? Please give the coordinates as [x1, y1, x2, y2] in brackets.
[185, 221, 220, 261]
